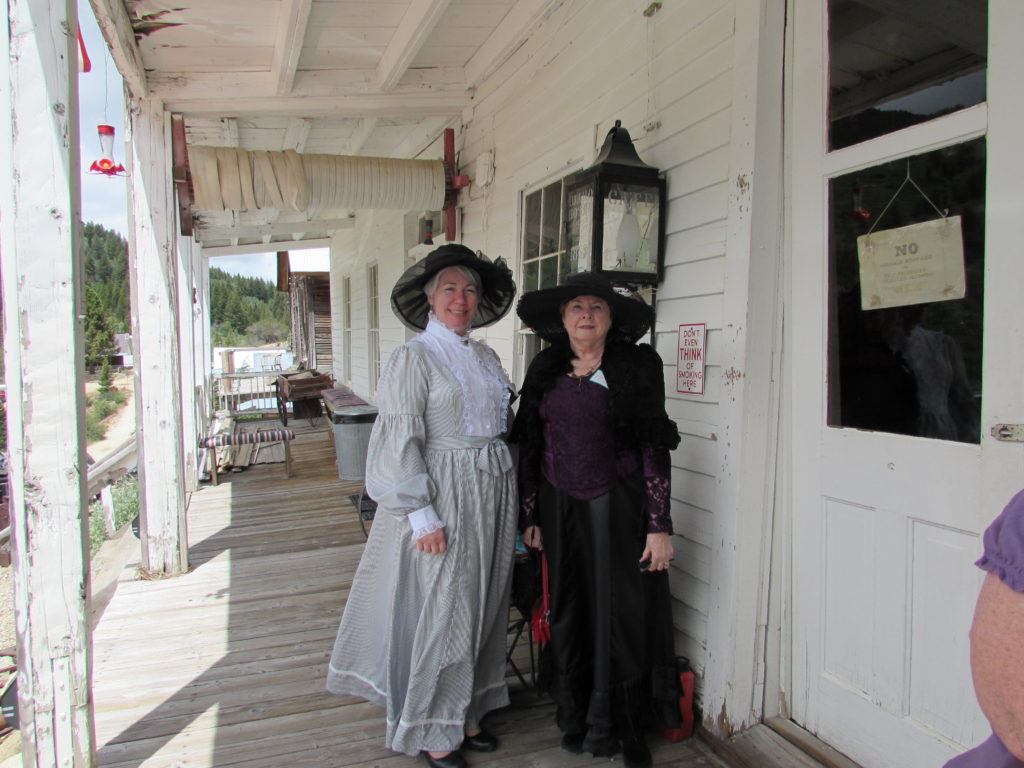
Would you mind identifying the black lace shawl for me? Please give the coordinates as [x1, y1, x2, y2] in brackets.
[508, 339, 680, 457]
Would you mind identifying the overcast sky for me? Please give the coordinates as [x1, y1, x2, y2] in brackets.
[76, 0, 278, 282]
[77, 0, 127, 236]
[207, 252, 281, 280]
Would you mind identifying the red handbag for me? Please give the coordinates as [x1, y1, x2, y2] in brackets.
[659, 657, 696, 742]
[530, 552, 551, 646]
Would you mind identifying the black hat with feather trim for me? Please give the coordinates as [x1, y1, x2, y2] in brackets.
[516, 272, 653, 344]
[391, 244, 516, 331]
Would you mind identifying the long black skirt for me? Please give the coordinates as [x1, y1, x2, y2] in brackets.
[537, 474, 681, 750]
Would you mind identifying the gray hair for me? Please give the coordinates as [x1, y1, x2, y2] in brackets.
[423, 265, 481, 299]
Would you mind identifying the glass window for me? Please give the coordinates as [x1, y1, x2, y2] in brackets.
[541, 181, 562, 254]
[524, 191, 542, 261]
[828, 0, 987, 150]
[520, 175, 574, 371]
[367, 264, 380, 393]
[522, 177, 571, 294]
[342, 276, 352, 384]
[827, 139, 985, 443]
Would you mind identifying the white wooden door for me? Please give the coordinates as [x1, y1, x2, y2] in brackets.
[789, 2, 1024, 767]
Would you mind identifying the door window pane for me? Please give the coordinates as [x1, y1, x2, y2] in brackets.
[828, 139, 985, 443]
[828, 0, 987, 150]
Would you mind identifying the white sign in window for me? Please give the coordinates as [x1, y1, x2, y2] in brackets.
[857, 216, 965, 310]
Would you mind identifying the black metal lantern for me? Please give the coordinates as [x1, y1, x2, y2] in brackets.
[564, 120, 666, 285]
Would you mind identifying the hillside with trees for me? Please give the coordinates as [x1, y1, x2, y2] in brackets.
[82, 223, 130, 368]
[209, 267, 290, 346]
[81, 223, 291, 352]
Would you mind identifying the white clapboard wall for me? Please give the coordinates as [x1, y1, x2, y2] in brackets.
[324, 0, 777, 723]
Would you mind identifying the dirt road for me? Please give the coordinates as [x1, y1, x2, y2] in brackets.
[86, 372, 136, 460]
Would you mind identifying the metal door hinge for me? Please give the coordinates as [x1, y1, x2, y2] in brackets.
[991, 424, 1024, 442]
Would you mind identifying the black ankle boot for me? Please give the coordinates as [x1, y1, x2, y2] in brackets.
[420, 750, 467, 768]
[462, 728, 499, 752]
[622, 735, 652, 768]
[560, 731, 585, 754]
[581, 731, 620, 758]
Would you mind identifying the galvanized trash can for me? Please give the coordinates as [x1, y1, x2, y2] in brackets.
[331, 405, 378, 481]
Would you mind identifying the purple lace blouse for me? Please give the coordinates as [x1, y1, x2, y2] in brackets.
[519, 372, 672, 534]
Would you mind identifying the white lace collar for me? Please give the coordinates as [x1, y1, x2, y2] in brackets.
[421, 313, 472, 348]
[413, 315, 513, 435]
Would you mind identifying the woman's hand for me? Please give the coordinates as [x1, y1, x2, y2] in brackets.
[641, 532, 674, 571]
[415, 529, 447, 554]
[523, 525, 543, 550]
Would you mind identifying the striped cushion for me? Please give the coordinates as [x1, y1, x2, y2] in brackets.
[199, 429, 294, 448]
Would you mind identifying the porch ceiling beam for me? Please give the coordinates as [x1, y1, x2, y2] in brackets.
[87, 0, 148, 97]
[147, 67, 466, 102]
[389, 116, 453, 159]
[157, 90, 469, 118]
[377, 0, 453, 92]
[464, 0, 566, 87]
[271, 0, 313, 95]
[283, 117, 312, 152]
[221, 117, 239, 145]
[196, 216, 355, 241]
[341, 116, 379, 155]
[202, 237, 332, 257]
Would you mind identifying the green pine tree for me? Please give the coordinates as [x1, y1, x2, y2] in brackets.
[82, 222, 130, 333]
[84, 286, 116, 369]
[98, 358, 114, 392]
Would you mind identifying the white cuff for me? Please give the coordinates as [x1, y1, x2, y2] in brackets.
[409, 505, 445, 540]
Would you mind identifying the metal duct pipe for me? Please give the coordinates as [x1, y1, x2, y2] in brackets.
[188, 146, 447, 214]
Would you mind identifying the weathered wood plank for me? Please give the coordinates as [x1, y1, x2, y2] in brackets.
[87, 0, 147, 96]
[0, 0, 95, 763]
[726, 723, 832, 768]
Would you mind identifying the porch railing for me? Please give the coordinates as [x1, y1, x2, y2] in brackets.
[212, 371, 280, 417]
[0, 437, 139, 565]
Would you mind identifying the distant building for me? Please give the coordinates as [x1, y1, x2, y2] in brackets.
[112, 334, 133, 368]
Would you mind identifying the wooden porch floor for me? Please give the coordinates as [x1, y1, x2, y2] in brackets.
[91, 420, 734, 768]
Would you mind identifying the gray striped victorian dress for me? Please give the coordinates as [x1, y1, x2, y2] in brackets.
[326, 317, 517, 755]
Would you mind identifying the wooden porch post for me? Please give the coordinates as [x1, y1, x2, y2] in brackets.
[197, 247, 212, 433]
[176, 235, 199, 491]
[126, 97, 188, 574]
[0, 0, 97, 763]
[701, 0, 786, 736]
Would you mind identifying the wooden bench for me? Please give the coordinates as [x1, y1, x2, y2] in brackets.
[198, 429, 295, 485]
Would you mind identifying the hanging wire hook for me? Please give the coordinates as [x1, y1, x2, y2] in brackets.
[865, 158, 948, 236]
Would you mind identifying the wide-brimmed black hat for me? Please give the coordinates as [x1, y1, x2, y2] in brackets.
[516, 272, 653, 344]
[391, 244, 516, 331]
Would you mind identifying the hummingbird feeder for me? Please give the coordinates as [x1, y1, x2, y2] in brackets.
[89, 125, 125, 177]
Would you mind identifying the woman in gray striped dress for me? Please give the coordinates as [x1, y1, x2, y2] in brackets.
[327, 245, 518, 768]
